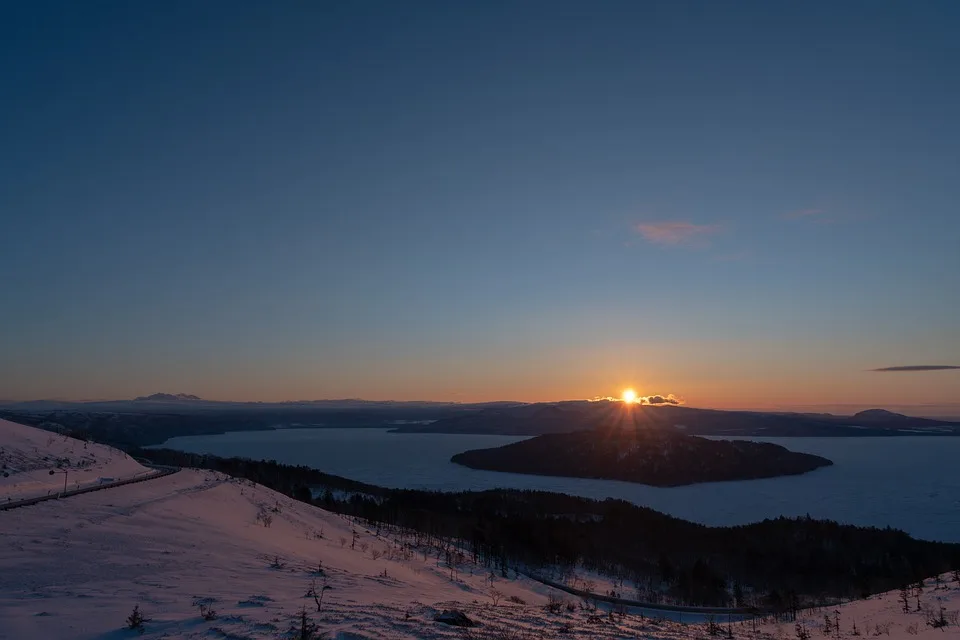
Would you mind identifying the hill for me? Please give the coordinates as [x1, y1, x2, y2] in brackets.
[394, 401, 960, 437]
[4, 400, 959, 452]
[0, 419, 148, 501]
[0, 420, 557, 639]
[450, 428, 832, 486]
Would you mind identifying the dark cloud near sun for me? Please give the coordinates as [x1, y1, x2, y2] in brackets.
[642, 394, 683, 405]
[870, 365, 960, 372]
[591, 393, 685, 405]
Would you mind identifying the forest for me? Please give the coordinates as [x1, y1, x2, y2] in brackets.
[136, 447, 960, 611]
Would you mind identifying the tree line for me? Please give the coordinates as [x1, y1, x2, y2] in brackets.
[134, 447, 960, 610]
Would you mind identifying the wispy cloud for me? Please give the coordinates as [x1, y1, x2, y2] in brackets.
[635, 221, 720, 246]
[870, 365, 960, 372]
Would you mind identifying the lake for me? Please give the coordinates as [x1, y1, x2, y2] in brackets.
[156, 428, 960, 542]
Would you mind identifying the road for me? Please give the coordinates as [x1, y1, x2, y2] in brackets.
[0, 464, 179, 511]
[518, 569, 762, 620]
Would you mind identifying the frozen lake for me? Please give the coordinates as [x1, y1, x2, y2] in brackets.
[157, 428, 960, 542]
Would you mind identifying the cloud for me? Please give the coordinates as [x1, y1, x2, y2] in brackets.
[635, 221, 720, 246]
[640, 394, 684, 405]
[870, 365, 960, 372]
[590, 393, 685, 405]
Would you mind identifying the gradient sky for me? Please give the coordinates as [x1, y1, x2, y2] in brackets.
[2, 1, 958, 408]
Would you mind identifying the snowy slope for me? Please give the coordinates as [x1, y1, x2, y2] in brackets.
[768, 577, 960, 640]
[0, 420, 957, 639]
[0, 418, 148, 501]
[0, 466, 696, 639]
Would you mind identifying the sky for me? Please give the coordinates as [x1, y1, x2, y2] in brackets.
[2, 1, 958, 409]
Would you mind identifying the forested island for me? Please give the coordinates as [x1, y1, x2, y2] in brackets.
[451, 428, 833, 486]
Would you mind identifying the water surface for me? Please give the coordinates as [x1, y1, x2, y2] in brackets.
[157, 428, 960, 542]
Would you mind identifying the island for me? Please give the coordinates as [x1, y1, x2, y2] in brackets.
[451, 428, 833, 486]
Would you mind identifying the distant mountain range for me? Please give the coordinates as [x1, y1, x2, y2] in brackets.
[2, 395, 959, 444]
[392, 401, 960, 437]
[0, 394, 523, 413]
[134, 393, 203, 402]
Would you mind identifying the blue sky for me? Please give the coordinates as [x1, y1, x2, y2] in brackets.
[2, 1, 958, 407]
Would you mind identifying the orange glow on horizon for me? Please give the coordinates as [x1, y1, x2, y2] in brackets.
[621, 389, 637, 404]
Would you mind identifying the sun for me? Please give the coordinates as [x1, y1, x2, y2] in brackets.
[621, 389, 637, 404]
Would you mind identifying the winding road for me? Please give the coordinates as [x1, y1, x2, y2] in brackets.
[0, 464, 179, 511]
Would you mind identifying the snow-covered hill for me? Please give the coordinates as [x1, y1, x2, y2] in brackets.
[0, 420, 957, 639]
[768, 579, 960, 640]
[0, 419, 148, 502]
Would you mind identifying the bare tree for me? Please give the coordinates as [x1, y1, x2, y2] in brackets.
[309, 577, 331, 612]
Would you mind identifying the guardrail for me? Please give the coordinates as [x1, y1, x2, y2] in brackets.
[519, 570, 763, 617]
[0, 465, 179, 512]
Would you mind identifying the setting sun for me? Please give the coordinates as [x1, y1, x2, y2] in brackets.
[622, 389, 637, 404]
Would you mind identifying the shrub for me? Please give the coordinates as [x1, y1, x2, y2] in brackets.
[707, 616, 722, 636]
[546, 594, 564, 614]
[126, 605, 145, 632]
[255, 509, 274, 528]
[294, 606, 320, 640]
[927, 605, 949, 630]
